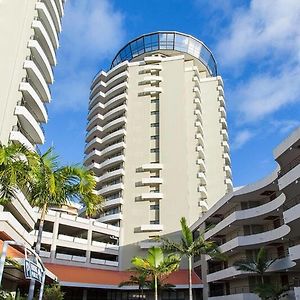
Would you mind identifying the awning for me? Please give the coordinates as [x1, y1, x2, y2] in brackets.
[44, 263, 202, 289]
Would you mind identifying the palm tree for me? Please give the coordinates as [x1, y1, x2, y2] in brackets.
[159, 217, 222, 300]
[131, 247, 180, 300]
[233, 247, 277, 285]
[119, 273, 149, 299]
[29, 148, 103, 254]
[0, 143, 37, 205]
[254, 283, 288, 300]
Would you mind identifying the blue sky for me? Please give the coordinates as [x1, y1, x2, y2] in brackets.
[41, 0, 300, 187]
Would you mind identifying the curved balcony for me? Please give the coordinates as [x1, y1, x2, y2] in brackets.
[84, 149, 101, 165]
[218, 85, 224, 96]
[224, 165, 232, 178]
[144, 56, 163, 64]
[88, 102, 105, 120]
[284, 200, 300, 224]
[95, 169, 125, 183]
[15, 105, 44, 144]
[219, 106, 226, 118]
[103, 104, 127, 124]
[223, 153, 231, 165]
[102, 93, 127, 115]
[36, 2, 59, 49]
[220, 117, 227, 130]
[193, 86, 201, 98]
[97, 212, 123, 223]
[96, 183, 124, 196]
[197, 158, 206, 172]
[218, 96, 225, 107]
[205, 194, 286, 239]
[101, 141, 126, 158]
[89, 91, 105, 109]
[222, 141, 230, 153]
[32, 20, 56, 66]
[199, 200, 209, 210]
[28, 40, 53, 84]
[194, 97, 201, 107]
[87, 113, 103, 131]
[196, 133, 204, 147]
[197, 172, 206, 185]
[195, 121, 203, 135]
[9, 131, 35, 152]
[104, 82, 128, 104]
[219, 224, 290, 253]
[86, 125, 102, 142]
[196, 145, 205, 159]
[85, 137, 102, 154]
[90, 80, 106, 99]
[221, 129, 229, 141]
[103, 197, 124, 209]
[54, 0, 64, 17]
[102, 116, 127, 134]
[198, 186, 208, 198]
[24, 60, 51, 102]
[96, 155, 125, 172]
[19, 82, 48, 122]
[102, 128, 127, 145]
[289, 244, 300, 262]
[42, 0, 61, 33]
[225, 178, 233, 190]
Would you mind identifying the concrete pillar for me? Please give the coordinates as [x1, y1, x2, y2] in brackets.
[50, 213, 60, 261]
[86, 220, 93, 263]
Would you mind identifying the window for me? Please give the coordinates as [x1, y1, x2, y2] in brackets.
[151, 123, 159, 127]
[150, 204, 159, 210]
[151, 111, 159, 115]
[150, 220, 159, 224]
[150, 148, 159, 153]
[151, 135, 159, 140]
[151, 99, 159, 103]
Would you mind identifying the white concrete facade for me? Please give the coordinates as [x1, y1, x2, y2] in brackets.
[191, 127, 300, 300]
[84, 32, 232, 270]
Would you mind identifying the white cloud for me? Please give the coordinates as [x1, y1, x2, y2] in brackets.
[51, 0, 126, 110]
[229, 66, 300, 122]
[270, 119, 300, 135]
[217, 0, 300, 66]
[232, 129, 255, 150]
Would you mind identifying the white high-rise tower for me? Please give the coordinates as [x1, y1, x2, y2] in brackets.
[84, 32, 232, 269]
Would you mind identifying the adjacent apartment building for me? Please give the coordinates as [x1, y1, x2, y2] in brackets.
[84, 31, 233, 270]
[191, 127, 300, 300]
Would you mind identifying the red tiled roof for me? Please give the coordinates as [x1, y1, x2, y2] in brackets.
[44, 263, 202, 287]
[0, 239, 24, 258]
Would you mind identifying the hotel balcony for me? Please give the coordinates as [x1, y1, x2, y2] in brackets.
[28, 40, 53, 84]
[84, 149, 101, 165]
[87, 114, 103, 131]
[101, 116, 127, 135]
[193, 86, 201, 98]
[89, 90, 105, 108]
[24, 60, 51, 102]
[103, 197, 124, 210]
[223, 153, 231, 165]
[199, 200, 209, 210]
[197, 158, 206, 172]
[9, 131, 35, 152]
[289, 244, 300, 262]
[90, 80, 106, 99]
[220, 117, 228, 130]
[141, 64, 162, 73]
[217, 76, 224, 87]
[197, 172, 207, 185]
[139, 178, 163, 186]
[218, 224, 290, 253]
[90, 258, 118, 267]
[54, 0, 64, 17]
[278, 164, 300, 190]
[139, 75, 162, 85]
[141, 86, 162, 96]
[14, 105, 45, 144]
[32, 20, 56, 65]
[140, 193, 164, 201]
[101, 141, 126, 158]
[198, 186, 208, 198]
[95, 169, 125, 184]
[217, 85, 224, 96]
[194, 97, 201, 107]
[224, 165, 232, 178]
[99, 104, 127, 124]
[218, 96, 225, 107]
[19, 82, 48, 123]
[85, 125, 102, 141]
[219, 106, 226, 118]
[101, 128, 127, 145]
[104, 82, 128, 104]
[196, 145, 205, 159]
[84, 137, 102, 153]
[222, 141, 230, 153]
[140, 224, 164, 232]
[283, 194, 300, 224]
[205, 194, 285, 239]
[96, 183, 124, 196]
[144, 56, 163, 64]
[196, 133, 204, 147]
[141, 163, 163, 171]
[88, 155, 125, 173]
[42, 0, 62, 33]
[36, 2, 59, 50]
[97, 212, 123, 223]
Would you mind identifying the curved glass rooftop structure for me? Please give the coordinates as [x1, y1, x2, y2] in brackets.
[110, 31, 217, 76]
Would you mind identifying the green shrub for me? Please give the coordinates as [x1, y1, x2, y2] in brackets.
[43, 285, 64, 300]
